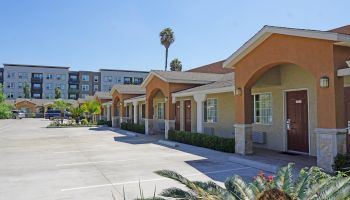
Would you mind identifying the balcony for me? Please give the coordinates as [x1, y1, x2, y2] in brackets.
[31, 77, 43, 83]
[31, 87, 43, 92]
[68, 88, 79, 93]
[68, 78, 79, 84]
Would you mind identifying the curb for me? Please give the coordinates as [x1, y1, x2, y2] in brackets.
[229, 156, 278, 173]
[123, 131, 138, 137]
[158, 140, 178, 148]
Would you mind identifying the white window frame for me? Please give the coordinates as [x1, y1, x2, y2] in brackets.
[82, 84, 89, 91]
[46, 74, 53, 80]
[82, 75, 89, 81]
[157, 102, 165, 120]
[93, 84, 99, 91]
[205, 98, 218, 123]
[94, 76, 99, 82]
[253, 93, 272, 125]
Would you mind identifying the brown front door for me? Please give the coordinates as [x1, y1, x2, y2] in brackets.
[344, 87, 350, 152]
[184, 100, 191, 132]
[175, 101, 180, 130]
[286, 90, 309, 153]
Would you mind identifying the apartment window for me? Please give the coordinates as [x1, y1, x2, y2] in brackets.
[18, 72, 28, 79]
[17, 94, 23, 98]
[56, 74, 66, 81]
[7, 72, 15, 78]
[157, 103, 165, 119]
[117, 77, 122, 84]
[32, 73, 43, 79]
[141, 104, 146, 118]
[124, 77, 132, 84]
[94, 76, 99, 82]
[82, 75, 89, 81]
[104, 76, 112, 82]
[81, 94, 88, 98]
[7, 93, 14, 98]
[134, 77, 143, 85]
[33, 83, 41, 89]
[93, 85, 99, 91]
[69, 94, 77, 99]
[6, 82, 15, 89]
[45, 93, 53, 99]
[82, 85, 89, 91]
[33, 93, 41, 99]
[254, 93, 272, 125]
[46, 74, 53, 80]
[18, 82, 23, 89]
[204, 99, 217, 123]
[69, 84, 77, 89]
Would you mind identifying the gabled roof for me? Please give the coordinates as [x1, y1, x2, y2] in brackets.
[172, 73, 234, 97]
[111, 84, 145, 95]
[94, 91, 112, 99]
[223, 25, 350, 69]
[141, 70, 224, 88]
[14, 98, 78, 107]
[124, 95, 146, 103]
[187, 60, 232, 74]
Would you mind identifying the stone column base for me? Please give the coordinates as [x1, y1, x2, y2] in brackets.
[234, 124, 253, 155]
[315, 128, 347, 172]
[164, 120, 175, 139]
[145, 119, 154, 135]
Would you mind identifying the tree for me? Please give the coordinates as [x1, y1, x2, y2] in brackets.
[170, 58, 182, 71]
[69, 106, 84, 123]
[0, 84, 13, 119]
[23, 82, 30, 98]
[52, 100, 71, 123]
[153, 163, 350, 200]
[159, 28, 175, 71]
[81, 100, 101, 123]
[55, 87, 61, 99]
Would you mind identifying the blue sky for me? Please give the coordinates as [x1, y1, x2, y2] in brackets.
[0, 0, 349, 71]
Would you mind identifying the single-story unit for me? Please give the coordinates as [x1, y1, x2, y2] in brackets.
[94, 91, 112, 121]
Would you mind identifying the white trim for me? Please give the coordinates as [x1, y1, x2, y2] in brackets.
[124, 96, 146, 104]
[283, 88, 311, 155]
[204, 98, 218, 124]
[252, 92, 273, 125]
[172, 86, 233, 98]
[223, 26, 350, 69]
[338, 68, 350, 77]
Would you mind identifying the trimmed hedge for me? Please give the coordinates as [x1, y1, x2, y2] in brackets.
[168, 130, 235, 153]
[333, 154, 350, 175]
[121, 122, 145, 134]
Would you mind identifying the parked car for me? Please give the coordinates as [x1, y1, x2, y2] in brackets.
[11, 110, 25, 119]
[44, 110, 61, 119]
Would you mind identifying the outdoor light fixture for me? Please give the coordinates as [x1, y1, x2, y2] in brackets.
[234, 88, 242, 96]
[164, 97, 168, 102]
[320, 76, 329, 88]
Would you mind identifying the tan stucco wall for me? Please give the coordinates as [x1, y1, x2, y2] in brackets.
[251, 63, 317, 155]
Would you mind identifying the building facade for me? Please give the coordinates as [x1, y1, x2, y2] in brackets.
[78, 71, 101, 99]
[3, 64, 69, 99]
[68, 71, 79, 99]
[100, 69, 148, 92]
[0, 68, 3, 86]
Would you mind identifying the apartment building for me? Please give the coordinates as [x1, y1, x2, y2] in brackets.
[3, 64, 69, 99]
[100, 69, 148, 92]
[0, 68, 3, 86]
[68, 71, 79, 99]
[78, 71, 101, 98]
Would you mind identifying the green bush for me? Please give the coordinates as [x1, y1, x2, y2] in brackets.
[333, 153, 350, 175]
[97, 119, 107, 125]
[168, 130, 235, 153]
[120, 122, 145, 134]
[106, 121, 112, 127]
[81, 118, 89, 125]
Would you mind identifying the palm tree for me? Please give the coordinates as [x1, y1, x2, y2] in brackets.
[69, 107, 84, 124]
[52, 100, 71, 124]
[55, 87, 61, 99]
[170, 58, 182, 71]
[81, 100, 101, 123]
[154, 163, 350, 200]
[159, 28, 175, 71]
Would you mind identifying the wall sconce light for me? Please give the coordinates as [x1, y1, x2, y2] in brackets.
[234, 88, 242, 96]
[320, 76, 329, 88]
[164, 97, 168, 102]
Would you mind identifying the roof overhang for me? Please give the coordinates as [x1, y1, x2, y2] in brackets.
[141, 72, 167, 89]
[338, 68, 350, 76]
[124, 96, 146, 104]
[223, 26, 350, 69]
[172, 86, 234, 98]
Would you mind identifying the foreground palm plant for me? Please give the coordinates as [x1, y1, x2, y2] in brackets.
[154, 163, 350, 200]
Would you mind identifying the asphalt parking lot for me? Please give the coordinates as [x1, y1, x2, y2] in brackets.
[0, 118, 261, 200]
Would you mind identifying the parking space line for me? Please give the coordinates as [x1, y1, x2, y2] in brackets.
[54, 150, 97, 153]
[60, 166, 251, 192]
[56, 158, 140, 167]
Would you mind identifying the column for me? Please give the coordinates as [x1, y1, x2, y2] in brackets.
[164, 96, 175, 139]
[106, 104, 111, 121]
[145, 97, 154, 135]
[133, 101, 138, 124]
[234, 87, 253, 155]
[194, 93, 206, 133]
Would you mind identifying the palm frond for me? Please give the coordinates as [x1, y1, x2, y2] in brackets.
[193, 181, 235, 199]
[318, 176, 350, 199]
[160, 187, 196, 199]
[251, 176, 268, 194]
[274, 163, 294, 194]
[225, 175, 255, 200]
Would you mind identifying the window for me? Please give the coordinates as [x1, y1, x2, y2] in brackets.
[56, 74, 66, 81]
[94, 76, 99, 82]
[69, 94, 77, 99]
[69, 84, 77, 89]
[141, 104, 146, 118]
[45, 93, 53, 99]
[103, 85, 112, 91]
[134, 77, 143, 85]
[17, 94, 23, 98]
[93, 85, 99, 91]
[82, 85, 89, 91]
[46, 74, 53, 80]
[157, 103, 165, 119]
[18, 82, 23, 89]
[18, 72, 28, 79]
[124, 77, 132, 84]
[82, 75, 89, 81]
[104, 76, 112, 82]
[32, 73, 43, 79]
[7, 82, 15, 89]
[204, 99, 217, 123]
[254, 93, 272, 125]
[81, 94, 88, 98]
[117, 77, 122, 84]
[7, 72, 15, 78]
[33, 93, 41, 99]
[7, 93, 14, 98]
[69, 75, 78, 81]
[46, 83, 53, 90]
[33, 83, 41, 89]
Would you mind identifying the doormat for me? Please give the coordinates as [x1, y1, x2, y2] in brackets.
[280, 152, 300, 156]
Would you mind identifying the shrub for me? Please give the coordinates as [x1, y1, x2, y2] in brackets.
[168, 130, 235, 153]
[97, 119, 107, 125]
[106, 121, 112, 127]
[120, 122, 145, 134]
[81, 118, 88, 125]
[333, 153, 350, 175]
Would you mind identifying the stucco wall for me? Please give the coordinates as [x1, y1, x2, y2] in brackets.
[251, 64, 317, 155]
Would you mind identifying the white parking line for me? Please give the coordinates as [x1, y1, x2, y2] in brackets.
[54, 150, 97, 153]
[60, 166, 251, 192]
[56, 158, 140, 167]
